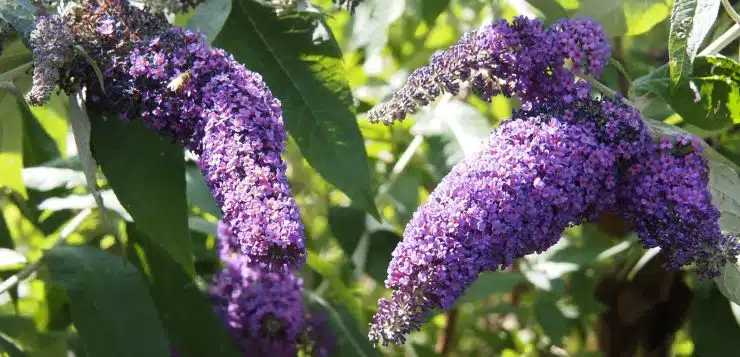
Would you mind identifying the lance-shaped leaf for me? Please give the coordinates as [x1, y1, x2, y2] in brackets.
[44, 245, 170, 357]
[668, 0, 721, 84]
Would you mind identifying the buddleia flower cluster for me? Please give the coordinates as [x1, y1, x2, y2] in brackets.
[367, 16, 610, 125]
[366, 16, 739, 346]
[618, 135, 740, 278]
[368, 98, 649, 345]
[57, 0, 306, 270]
[210, 221, 336, 356]
[27, 12, 74, 105]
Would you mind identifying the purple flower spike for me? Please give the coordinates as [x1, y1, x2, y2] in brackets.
[117, 29, 306, 270]
[369, 98, 647, 345]
[619, 135, 740, 278]
[63, 0, 306, 270]
[366, 16, 610, 125]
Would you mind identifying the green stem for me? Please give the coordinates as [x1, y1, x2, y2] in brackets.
[722, 0, 740, 25]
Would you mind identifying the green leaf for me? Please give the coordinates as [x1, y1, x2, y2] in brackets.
[186, 0, 231, 43]
[576, 0, 668, 37]
[623, 0, 670, 36]
[44, 245, 169, 357]
[188, 216, 217, 236]
[22, 167, 85, 192]
[0, 77, 31, 198]
[328, 205, 367, 255]
[533, 294, 569, 345]
[0, 41, 31, 78]
[305, 292, 381, 357]
[185, 165, 220, 217]
[455, 272, 525, 306]
[0, 333, 28, 357]
[715, 261, 740, 306]
[413, 98, 491, 167]
[90, 116, 193, 274]
[21, 99, 61, 167]
[409, 343, 442, 357]
[364, 229, 399, 283]
[691, 287, 740, 356]
[0, 0, 36, 42]
[389, 171, 420, 224]
[668, 0, 721, 84]
[126, 223, 242, 357]
[707, 159, 740, 235]
[347, 0, 406, 52]
[419, 0, 449, 25]
[213, 1, 379, 219]
[630, 57, 740, 130]
[528, 0, 569, 26]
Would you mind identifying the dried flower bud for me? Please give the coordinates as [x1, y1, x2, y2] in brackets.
[27, 13, 74, 105]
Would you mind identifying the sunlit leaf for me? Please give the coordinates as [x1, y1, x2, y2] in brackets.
[668, 0, 721, 84]
[186, 0, 231, 43]
[576, 0, 668, 37]
[630, 56, 740, 130]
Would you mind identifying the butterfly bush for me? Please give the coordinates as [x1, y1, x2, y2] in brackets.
[619, 136, 740, 278]
[27, 13, 74, 105]
[367, 17, 610, 125]
[369, 98, 649, 345]
[211, 221, 335, 357]
[59, 0, 305, 270]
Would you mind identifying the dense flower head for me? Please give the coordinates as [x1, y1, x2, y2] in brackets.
[211, 260, 306, 356]
[366, 16, 610, 125]
[27, 13, 74, 105]
[369, 97, 647, 345]
[618, 135, 740, 278]
[60, 0, 306, 270]
[212, 220, 337, 357]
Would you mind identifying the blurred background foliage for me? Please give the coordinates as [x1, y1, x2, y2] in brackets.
[0, 0, 740, 356]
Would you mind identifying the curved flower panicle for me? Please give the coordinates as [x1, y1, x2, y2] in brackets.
[369, 98, 647, 345]
[619, 135, 740, 278]
[366, 16, 610, 125]
[124, 29, 306, 269]
[61, 0, 306, 270]
[27, 13, 74, 105]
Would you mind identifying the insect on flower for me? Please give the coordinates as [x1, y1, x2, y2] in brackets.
[167, 70, 192, 92]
